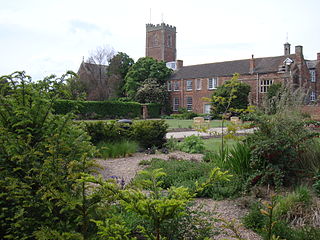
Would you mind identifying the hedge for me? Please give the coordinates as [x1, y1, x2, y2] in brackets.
[53, 100, 137, 119]
[146, 103, 162, 118]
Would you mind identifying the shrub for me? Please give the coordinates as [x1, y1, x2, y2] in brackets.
[313, 170, 320, 196]
[97, 140, 139, 158]
[54, 100, 141, 119]
[146, 103, 161, 118]
[179, 135, 205, 154]
[84, 121, 132, 144]
[131, 120, 168, 148]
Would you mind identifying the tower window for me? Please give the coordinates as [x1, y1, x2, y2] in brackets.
[168, 34, 172, 47]
[310, 70, 316, 82]
[153, 34, 159, 46]
[260, 80, 273, 93]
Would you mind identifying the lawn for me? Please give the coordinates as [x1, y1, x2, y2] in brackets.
[164, 119, 231, 130]
[203, 137, 237, 152]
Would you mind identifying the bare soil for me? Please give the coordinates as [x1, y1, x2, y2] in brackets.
[95, 151, 262, 240]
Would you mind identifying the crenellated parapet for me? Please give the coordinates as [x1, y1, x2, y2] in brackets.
[146, 23, 176, 32]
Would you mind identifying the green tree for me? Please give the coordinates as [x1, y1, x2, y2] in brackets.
[124, 57, 172, 100]
[108, 52, 134, 98]
[57, 72, 87, 100]
[135, 78, 169, 104]
[0, 71, 98, 239]
[210, 73, 251, 151]
[211, 73, 251, 117]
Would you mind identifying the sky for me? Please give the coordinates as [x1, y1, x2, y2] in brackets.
[1, 0, 319, 80]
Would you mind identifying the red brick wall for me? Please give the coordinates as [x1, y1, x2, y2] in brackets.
[300, 105, 320, 120]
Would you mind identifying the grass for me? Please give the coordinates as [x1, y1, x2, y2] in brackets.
[164, 119, 232, 130]
[203, 137, 237, 152]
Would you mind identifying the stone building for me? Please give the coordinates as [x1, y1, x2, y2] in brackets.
[145, 23, 320, 114]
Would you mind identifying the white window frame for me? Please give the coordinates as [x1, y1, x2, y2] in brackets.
[173, 81, 180, 91]
[196, 79, 202, 90]
[310, 70, 316, 82]
[186, 80, 193, 91]
[186, 97, 193, 111]
[204, 104, 211, 114]
[260, 79, 273, 93]
[208, 78, 217, 90]
[310, 91, 316, 102]
[167, 81, 172, 91]
[173, 97, 179, 111]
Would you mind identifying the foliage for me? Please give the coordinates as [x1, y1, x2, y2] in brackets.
[131, 120, 168, 148]
[179, 135, 205, 154]
[107, 52, 135, 97]
[135, 78, 169, 105]
[246, 111, 318, 186]
[124, 57, 172, 99]
[84, 120, 168, 149]
[54, 99, 141, 119]
[211, 73, 251, 117]
[146, 103, 162, 118]
[164, 136, 180, 152]
[313, 170, 320, 196]
[57, 72, 87, 100]
[0, 71, 99, 239]
[84, 120, 132, 144]
[123, 168, 193, 240]
[96, 140, 139, 158]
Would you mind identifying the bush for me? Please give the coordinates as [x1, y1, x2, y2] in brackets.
[54, 100, 141, 119]
[146, 103, 161, 118]
[96, 140, 139, 158]
[179, 135, 205, 154]
[84, 121, 132, 144]
[131, 120, 168, 148]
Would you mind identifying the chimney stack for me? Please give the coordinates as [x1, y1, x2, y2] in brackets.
[176, 60, 183, 70]
[295, 45, 303, 55]
[284, 42, 291, 55]
[249, 54, 255, 74]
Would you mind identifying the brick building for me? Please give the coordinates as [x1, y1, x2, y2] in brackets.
[145, 23, 320, 114]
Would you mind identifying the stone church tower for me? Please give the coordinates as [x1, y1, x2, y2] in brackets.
[145, 23, 176, 62]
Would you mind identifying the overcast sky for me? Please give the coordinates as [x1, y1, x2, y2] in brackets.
[1, 0, 319, 80]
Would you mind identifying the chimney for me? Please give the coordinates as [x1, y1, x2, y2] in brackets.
[176, 60, 183, 70]
[284, 42, 291, 55]
[295, 45, 303, 55]
[317, 53, 320, 61]
[249, 54, 255, 74]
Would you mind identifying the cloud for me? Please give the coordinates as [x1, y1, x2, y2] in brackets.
[69, 19, 102, 33]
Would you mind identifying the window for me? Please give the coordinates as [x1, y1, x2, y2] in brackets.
[186, 97, 192, 111]
[186, 80, 192, 91]
[167, 81, 172, 91]
[174, 81, 180, 91]
[310, 91, 316, 102]
[204, 104, 211, 114]
[173, 97, 179, 111]
[196, 79, 202, 90]
[168, 34, 172, 47]
[208, 78, 217, 89]
[260, 79, 273, 93]
[152, 34, 159, 46]
[310, 70, 316, 82]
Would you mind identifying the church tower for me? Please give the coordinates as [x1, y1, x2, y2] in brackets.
[145, 23, 176, 62]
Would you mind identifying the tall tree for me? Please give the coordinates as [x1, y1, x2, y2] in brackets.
[108, 52, 134, 97]
[124, 57, 172, 100]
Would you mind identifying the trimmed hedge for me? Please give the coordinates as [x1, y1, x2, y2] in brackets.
[53, 100, 161, 119]
[83, 120, 168, 149]
[146, 103, 162, 118]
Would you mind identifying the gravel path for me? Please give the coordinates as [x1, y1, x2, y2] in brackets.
[95, 152, 262, 240]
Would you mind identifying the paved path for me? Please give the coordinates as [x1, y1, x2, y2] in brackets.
[166, 127, 256, 139]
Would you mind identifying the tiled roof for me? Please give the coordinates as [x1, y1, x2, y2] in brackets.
[170, 54, 296, 80]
